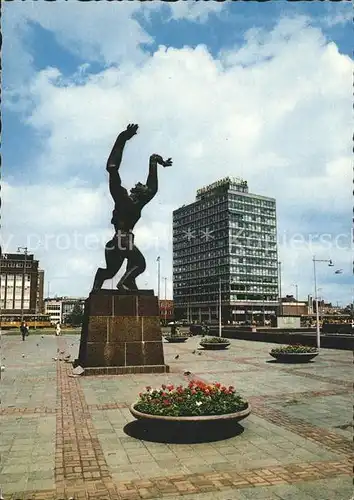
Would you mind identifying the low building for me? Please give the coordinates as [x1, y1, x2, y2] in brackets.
[280, 295, 311, 316]
[44, 296, 85, 324]
[159, 299, 174, 324]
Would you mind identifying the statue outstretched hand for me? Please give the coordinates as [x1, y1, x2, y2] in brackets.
[151, 154, 173, 167]
[123, 124, 138, 140]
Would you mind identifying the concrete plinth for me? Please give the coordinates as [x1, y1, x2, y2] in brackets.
[75, 289, 169, 375]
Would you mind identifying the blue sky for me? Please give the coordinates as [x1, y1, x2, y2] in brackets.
[2, 0, 352, 305]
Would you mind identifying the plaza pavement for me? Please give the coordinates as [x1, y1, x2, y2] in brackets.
[0, 332, 352, 499]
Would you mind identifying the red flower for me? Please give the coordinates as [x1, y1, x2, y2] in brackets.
[215, 383, 221, 389]
[167, 384, 174, 391]
[228, 386, 234, 392]
[163, 399, 171, 406]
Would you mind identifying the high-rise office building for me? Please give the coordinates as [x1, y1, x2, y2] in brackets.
[173, 177, 279, 323]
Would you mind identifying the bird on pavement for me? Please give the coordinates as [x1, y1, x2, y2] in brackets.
[184, 371, 191, 375]
[192, 350, 196, 354]
[174, 355, 179, 359]
[198, 352, 202, 356]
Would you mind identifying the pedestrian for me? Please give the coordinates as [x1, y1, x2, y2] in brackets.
[55, 322, 61, 336]
[20, 321, 27, 341]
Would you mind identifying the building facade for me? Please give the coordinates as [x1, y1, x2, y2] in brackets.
[173, 177, 279, 323]
[44, 297, 85, 324]
[159, 299, 174, 324]
[0, 252, 44, 315]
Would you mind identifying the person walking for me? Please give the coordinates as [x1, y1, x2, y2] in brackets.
[55, 322, 61, 336]
[20, 321, 28, 341]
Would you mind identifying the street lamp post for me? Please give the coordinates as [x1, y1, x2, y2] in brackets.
[313, 256, 334, 349]
[156, 256, 161, 300]
[218, 277, 222, 337]
[163, 277, 167, 325]
[17, 247, 28, 322]
[278, 261, 282, 317]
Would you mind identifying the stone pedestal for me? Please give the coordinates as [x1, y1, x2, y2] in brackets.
[75, 289, 169, 375]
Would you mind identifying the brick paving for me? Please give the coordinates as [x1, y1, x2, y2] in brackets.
[0, 334, 352, 499]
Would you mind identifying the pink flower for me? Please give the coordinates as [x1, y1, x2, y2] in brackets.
[167, 384, 174, 391]
[163, 399, 171, 406]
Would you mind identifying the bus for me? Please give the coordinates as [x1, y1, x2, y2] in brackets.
[0, 314, 52, 330]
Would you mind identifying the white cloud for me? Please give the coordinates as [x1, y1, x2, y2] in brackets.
[3, 16, 352, 304]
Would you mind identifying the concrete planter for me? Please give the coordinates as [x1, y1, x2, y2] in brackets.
[130, 402, 251, 424]
[200, 342, 230, 350]
[164, 336, 189, 343]
[270, 351, 318, 363]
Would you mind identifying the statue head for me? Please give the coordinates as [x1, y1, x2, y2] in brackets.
[130, 182, 149, 202]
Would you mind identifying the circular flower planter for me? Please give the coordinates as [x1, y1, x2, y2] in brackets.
[164, 336, 189, 343]
[199, 342, 230, 350]
[130, 401, 251, 424]
[270, 352, 318, 363]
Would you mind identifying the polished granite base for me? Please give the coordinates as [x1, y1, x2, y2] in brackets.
[75, 289, 169, 374]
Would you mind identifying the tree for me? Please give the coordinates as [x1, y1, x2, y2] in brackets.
[66, 302, 84, 326]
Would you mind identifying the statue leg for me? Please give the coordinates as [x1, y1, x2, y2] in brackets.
[91, 238, 125, 291]
[116, 245, 146, 291]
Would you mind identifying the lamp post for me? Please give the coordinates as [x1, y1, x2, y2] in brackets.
[163, 277, 167, 325]
[218, 277, 222, 337]
[17, 247, 28, 322]
[156, 256, 160, 300]
[313, 256, 334, 349]
[278, 261, 282, 317]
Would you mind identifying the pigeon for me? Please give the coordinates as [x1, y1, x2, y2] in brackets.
[198, 352, 202, 356]
[1, 366, 5, 372]
[174, 355, 179, 359]
[52, 357, 58, 361]
[36, 344, 39, 347]
[41, 336, 44, 339]
[192, 350, 196, 354]
[184, 371, 191, 375]
[22, 354, 25, 358]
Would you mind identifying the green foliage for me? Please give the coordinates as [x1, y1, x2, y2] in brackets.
[66, 303, 84, 326]
[271, 344, 318, 354]
[200, 336, 230, 344]
[134, 380, 247, 417]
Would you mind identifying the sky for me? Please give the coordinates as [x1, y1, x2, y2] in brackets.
[2, 0, 353, 305]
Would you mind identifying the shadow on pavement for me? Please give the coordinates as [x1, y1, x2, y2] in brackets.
[124, 420, 245, 443]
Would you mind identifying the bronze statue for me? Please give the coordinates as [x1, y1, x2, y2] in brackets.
[91, 124, 172, 292]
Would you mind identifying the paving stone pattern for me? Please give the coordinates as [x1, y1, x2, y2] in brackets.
[0, 334, 351, 499]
